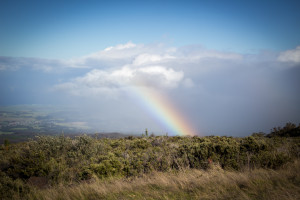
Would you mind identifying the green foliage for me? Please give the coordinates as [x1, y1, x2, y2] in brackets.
[0, 171, 30, 200]
[268, 122, 300, 137]
[0, 133, 299, 199]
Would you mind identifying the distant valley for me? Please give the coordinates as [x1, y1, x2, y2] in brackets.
[0, 105, 129, 143]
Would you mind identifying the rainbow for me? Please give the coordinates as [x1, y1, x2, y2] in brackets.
[128, 86, 196, 136]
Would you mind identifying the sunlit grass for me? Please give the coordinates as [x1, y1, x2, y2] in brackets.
[28, 160, 300, 200]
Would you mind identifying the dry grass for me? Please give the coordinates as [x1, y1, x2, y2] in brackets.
[27, 160, 300, 200]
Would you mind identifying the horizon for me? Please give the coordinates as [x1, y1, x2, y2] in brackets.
[1, 0, 300, 136]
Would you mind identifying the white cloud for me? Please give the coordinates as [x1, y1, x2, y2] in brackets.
[133, 54, 175, 66]
[54, 65, 184, 96]
[40, 42, 300, 98]
[278, 46, 300, 63]
[86, 43, 142, 60]
[104, 41, 136, 51]
[134, 66, 184, 88]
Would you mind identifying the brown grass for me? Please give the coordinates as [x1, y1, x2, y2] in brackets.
[27, 160, 300, 200]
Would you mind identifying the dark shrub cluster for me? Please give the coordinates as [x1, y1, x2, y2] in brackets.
[267, 122, 300, 137]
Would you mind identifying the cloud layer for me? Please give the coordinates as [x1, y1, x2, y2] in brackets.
[1, 43, 299, 135]
[53, 42, 246, 96]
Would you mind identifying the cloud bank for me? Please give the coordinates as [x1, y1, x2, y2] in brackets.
[1, 43, 299, 135]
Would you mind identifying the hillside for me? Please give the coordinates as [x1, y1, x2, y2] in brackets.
[28, 160, 300, 200]
[1, 125, 300, 199]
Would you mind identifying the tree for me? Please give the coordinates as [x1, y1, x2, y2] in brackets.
[145, 128, 148, 137]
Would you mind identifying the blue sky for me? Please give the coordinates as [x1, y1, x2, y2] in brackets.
[1, 0, 300, 58]
[0, 0, 300, 136]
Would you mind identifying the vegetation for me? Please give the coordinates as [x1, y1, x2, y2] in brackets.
[267, 122, 300, 138]
[27, 160, 300, 200]
[0, 123, 300, 199]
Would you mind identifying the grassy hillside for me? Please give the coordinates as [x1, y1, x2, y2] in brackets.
[0, 126, 300, 199]
[28, 160, 300, 200]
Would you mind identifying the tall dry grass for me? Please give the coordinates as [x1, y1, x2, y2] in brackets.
[27, 160, 300, 200]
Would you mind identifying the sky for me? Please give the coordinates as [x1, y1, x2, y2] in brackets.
[0, 0, 300, 136]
